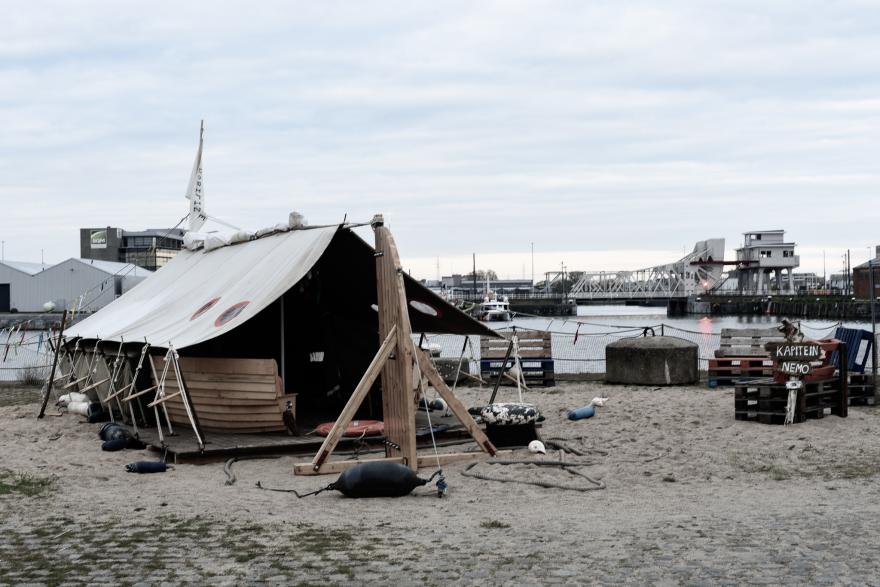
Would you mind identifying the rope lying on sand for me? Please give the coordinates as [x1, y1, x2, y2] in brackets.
[461, 460, 605, 492]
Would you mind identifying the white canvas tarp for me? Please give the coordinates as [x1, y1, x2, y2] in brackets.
[65, 226, 338, 349]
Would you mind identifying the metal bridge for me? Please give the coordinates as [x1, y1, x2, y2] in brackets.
[553, 238, 727, 300]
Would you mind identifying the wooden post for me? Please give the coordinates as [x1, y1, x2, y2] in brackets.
[38, 310, 67, 419]
[373, 216, 418, 470]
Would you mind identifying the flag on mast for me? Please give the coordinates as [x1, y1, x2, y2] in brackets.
[185, 120, 208, 232]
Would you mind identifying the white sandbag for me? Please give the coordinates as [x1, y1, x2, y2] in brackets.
[228, 230, 253, 244]
[67, 401, 90, 416]
[183, 232, 207, 250]
[289, 211, 307, 228]
[58, 392, 89, 407]
[203, 233, 231, 252]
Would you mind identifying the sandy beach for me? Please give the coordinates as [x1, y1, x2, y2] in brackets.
[2, 381, 880, 585]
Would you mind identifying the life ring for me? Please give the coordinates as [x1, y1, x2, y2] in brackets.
[314, 420, 384, 437]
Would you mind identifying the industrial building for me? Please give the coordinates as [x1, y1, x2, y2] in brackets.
[0, 258, 152, 313]
[853, 247, 880, 300]
[735, 230, 799, 294]
[80, 227, 184, 271]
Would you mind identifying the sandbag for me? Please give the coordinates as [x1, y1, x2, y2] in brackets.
[58, 392, 89, 407]
[480, 403, 538, 426]
[328, 462, 429, 498]
[67, 401, 90, 416]
[126, 461, 168, 474]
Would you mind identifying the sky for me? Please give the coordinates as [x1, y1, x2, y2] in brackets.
[1, 1, 879, 280]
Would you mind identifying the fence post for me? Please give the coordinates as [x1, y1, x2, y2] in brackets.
[661, 324, 665, 336]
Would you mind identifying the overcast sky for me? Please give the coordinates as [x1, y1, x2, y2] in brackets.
[2, 1, 879, 280]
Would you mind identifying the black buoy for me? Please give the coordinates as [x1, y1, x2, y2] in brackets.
[329, 462, 430, 498]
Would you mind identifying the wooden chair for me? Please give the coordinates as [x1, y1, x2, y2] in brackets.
[481, 330, 554, 387]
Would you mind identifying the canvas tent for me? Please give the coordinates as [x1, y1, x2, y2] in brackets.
[60, 222, 497, 435]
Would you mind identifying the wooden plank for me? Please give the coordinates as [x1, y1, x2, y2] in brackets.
[294, 456, 405, 476]
[167, 372, 277, 386]
[177, 357, 278, 376]
[416, 452, 492, 468]
[163, 402, 287, 416]
[306, 325, 397, 473]
[416, 348, 497, 456]
[162, 383, 277, 397]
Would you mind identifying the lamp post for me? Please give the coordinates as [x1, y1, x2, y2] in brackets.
[870, 258, 878, 388]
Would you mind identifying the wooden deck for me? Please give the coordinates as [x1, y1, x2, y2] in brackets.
[138, 410, 472, 463]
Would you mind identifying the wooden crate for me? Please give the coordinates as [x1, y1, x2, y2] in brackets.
[734, 378, 848, 424]
[481, 330, 554, 386]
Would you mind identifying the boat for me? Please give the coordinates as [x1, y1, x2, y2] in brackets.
[477, 291, 511, 321]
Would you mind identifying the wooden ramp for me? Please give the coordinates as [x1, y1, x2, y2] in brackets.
[138, 410, 470, 463]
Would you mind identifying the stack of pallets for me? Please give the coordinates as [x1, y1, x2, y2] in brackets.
[709, 327, 784, 387]
[734, 377, 848, 424]
[848, 373, 876, 406]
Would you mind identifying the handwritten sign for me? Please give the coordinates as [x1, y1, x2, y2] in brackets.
[772, 343, 822, 362]
[777, 361, 812, 376]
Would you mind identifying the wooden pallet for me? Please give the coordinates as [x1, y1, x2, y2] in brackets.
[715, 328, 785, 358]
[708, 357, 775, 387]
[848, 373, 876, 406]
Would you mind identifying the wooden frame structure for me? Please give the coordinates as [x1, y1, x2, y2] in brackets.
[295, 215, 497, 475]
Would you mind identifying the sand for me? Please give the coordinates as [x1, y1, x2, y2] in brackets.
[2, 381, 880, 585]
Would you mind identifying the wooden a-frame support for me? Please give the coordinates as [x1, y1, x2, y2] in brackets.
[295, 215, 497, 476]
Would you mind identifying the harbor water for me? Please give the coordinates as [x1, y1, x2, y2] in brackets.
[2, 306, 876, 381]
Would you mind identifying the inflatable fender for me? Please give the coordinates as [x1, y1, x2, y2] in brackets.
[568, 406, 595, 421]
[126, 461, 168, 474]
[99, 423, 131, 442]
[329, 462, 429, 498]
[102, 438, 129, 452]
[67, 401, 90, 416]
[480, 403, 538, 426]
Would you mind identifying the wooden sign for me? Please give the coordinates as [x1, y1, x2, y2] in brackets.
[772, 343, 822, 363]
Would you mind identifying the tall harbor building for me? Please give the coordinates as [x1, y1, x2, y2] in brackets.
[735, 230, 799, 294]
[79, 227, 184, 271]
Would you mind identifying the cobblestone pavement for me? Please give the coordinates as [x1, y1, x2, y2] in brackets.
[3, 477, 880, 585]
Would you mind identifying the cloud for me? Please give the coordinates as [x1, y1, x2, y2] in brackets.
[1, 1, 879, 279]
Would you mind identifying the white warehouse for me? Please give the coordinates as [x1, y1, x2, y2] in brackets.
[0, 258, 152, 313]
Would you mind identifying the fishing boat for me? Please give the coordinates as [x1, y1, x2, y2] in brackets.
[477, 291, 511, 321]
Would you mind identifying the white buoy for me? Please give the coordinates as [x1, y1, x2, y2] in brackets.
[528, 440, 546, 454]
[43, 301, 56, 312]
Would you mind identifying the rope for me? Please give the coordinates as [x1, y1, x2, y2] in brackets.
[254, 480, 331, 498]
[411, 340, 447, 497]
[461, 460, 605, 492]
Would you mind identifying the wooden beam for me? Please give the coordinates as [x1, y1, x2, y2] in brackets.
[374, 223, 418, 470]
[305, 326, 397, 473]
[294, 456, 405, 476]
[76, 377, 110, 395]
[147, 390, 182, 408]
[122, 385, 158, 402]
[416, 349, 497, 456]
[62, 375, 89, 389]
